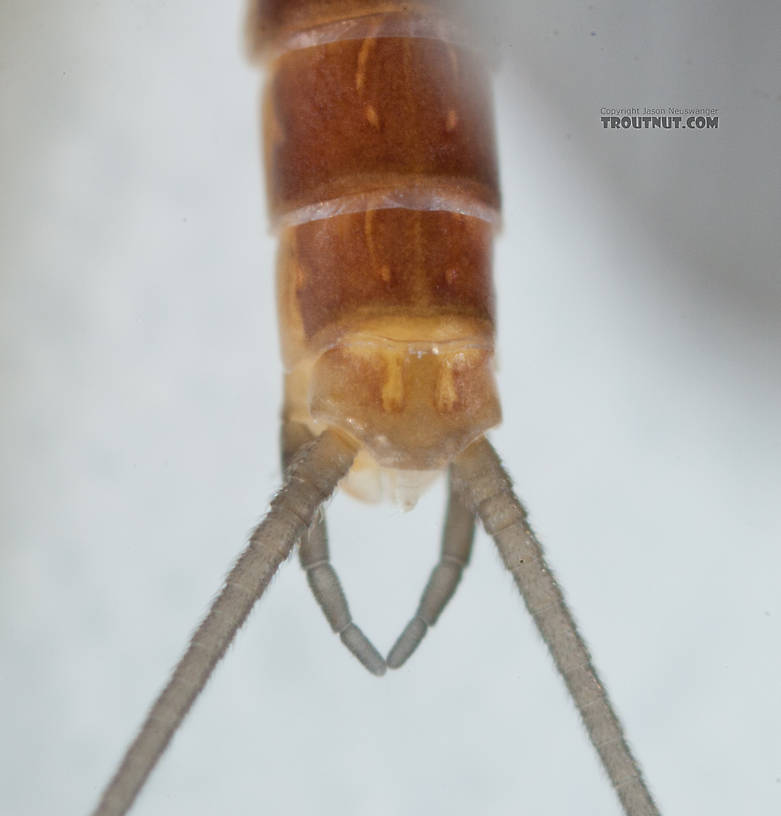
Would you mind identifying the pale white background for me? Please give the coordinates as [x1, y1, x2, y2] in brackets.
[1, 1, 779, 814]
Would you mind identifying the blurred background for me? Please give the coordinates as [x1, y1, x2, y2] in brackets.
[1, 1, 779, 814]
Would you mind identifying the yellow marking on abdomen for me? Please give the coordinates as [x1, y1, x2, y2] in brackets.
[435, 362, 458, 412]
[381, 353, 405, 412]
[364, 208, 391, 282]
[365, 104, 380, 129]
[355, 36, 377, 93]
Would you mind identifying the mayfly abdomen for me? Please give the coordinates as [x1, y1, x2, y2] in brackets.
[249, 0, 502, 489]
[89, 10, 661, 814]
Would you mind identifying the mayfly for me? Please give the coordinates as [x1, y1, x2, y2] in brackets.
[91, 1, 660, 814]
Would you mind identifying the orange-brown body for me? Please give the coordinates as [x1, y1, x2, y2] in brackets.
[90, 10, 658, 814]
[249, 0, 501, 496]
